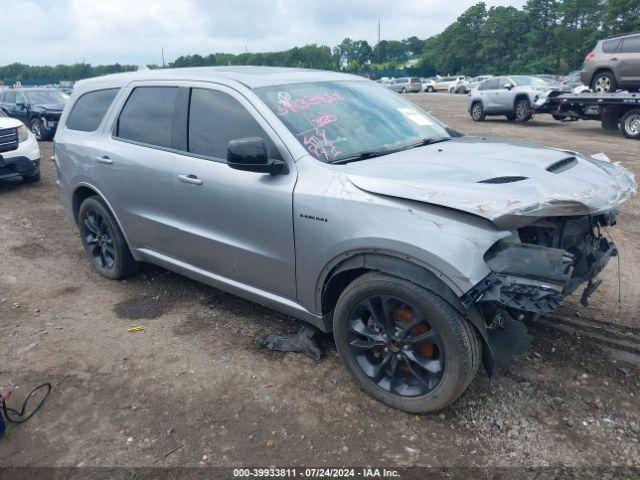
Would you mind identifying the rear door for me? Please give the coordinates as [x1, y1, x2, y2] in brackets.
[616, 35, 640, 85]
[170, 85, 297, 299]
[481, 78, 500, 111]
[97, 84, 184, 257]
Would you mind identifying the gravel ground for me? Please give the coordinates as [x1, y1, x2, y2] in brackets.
[1, 93, 639, 470]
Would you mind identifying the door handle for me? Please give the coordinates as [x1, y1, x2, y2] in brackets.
[95, 155, 113, 164]
[177, 174, 203, 185]
[610, 57, 618, 61]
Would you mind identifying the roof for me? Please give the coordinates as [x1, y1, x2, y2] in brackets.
[74, 66, 365, 92]
[603, 31, 640, 41]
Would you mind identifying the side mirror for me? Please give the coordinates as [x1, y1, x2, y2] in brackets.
[226, 137, 286, 174]
[504, 83, 513, 90]
[16, 102, 25, 109]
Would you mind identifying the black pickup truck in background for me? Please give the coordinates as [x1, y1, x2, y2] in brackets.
[0, 88, 69, 140]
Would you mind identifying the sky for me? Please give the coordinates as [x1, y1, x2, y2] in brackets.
[1, 0, 527, 66]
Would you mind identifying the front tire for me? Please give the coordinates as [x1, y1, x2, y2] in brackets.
[426, 86, 435, 93]
[30, 119, 45, 141]
[514, 98, 532, 122]
[78, 196, 139, 279]
[621, 109, 640, 140]
[333, 273, 481, 413]
[471, 102, 485, 122]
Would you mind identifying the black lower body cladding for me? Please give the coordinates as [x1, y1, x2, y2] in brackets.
[0, 156, 40, 180]
[470, 212, 618, 317]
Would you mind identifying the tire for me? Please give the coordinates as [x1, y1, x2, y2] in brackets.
[426, 86, 435, 93]
[333, 272, 481, 413]
[506, 113, 516, 121]
[601, 108, 620, 131]
[30, 118, 45, 141]
[457, 86, 466, 94]
[514, 98, 532, 122]
[401, 87, 407, 94]
[552, 113, 565, 121]
[621, 109, 640, 140]
[22, 169, 40, 183]
[78, 196, 139, 279]
[471, 102, 485, 122]
[591, 71, 617, 93]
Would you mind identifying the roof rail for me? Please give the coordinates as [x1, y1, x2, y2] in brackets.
[603, 31, 640, 40]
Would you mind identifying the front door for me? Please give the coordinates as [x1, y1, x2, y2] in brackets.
[617, 35, 640, 85]
[172, 85, 297, 299]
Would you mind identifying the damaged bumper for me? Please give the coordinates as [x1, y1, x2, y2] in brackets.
[466, 211, 618, 316]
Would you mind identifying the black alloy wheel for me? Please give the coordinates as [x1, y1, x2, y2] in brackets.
[346, 294, 445, 397]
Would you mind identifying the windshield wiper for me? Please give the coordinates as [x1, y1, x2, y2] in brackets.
[329, 137, 452, 165]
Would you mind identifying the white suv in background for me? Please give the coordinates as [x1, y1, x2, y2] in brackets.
[0, 112, 41, 183]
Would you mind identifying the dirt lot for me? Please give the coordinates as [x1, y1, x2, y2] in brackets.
[1, 93, 639, 469]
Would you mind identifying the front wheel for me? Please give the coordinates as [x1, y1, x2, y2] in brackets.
[78, 196, 139, 279]
[426, 86, 435, 93]
[333, 273, 481, 413]
[592, 71, 616, 93]
[515, 99, 532, 122]
[621, 109, 640, 140]
[30, 119, 44, 141]
[400, 87, 407, 94]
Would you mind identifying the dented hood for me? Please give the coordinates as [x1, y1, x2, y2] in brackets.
[345, 137, 636, 226]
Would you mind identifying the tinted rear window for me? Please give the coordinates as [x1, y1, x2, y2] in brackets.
[620, 36, 640, 53]
[66, 89, 119, 132]
[484, 78, 499, 90]
[117, 87, 178, 148]
[188, 88, 281, 160]
[602, 39, 621, 53]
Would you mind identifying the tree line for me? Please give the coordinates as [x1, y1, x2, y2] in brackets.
[1, 0, 638, 85]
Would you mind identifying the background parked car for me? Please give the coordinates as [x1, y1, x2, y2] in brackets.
[454, 75, 493, 94]
[432, 75, 466, 92]
[0, 88, 69, 140]
[581, 32, 640, 92]
[468, 75, 570, 122]
[387, 77, 422, 93]
[422, 77, 439, 92]
[0, 114, 41, 183]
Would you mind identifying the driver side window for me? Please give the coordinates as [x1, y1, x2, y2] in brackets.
[498, 78, 511, 88]
[188, 88, 282, 161]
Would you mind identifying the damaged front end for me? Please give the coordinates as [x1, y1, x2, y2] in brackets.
[466, 210, 618, 327]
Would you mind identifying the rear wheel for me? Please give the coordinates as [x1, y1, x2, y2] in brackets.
[333, 273, 481, 413]
[78, 196, 139, 279]
[592, 71, 617, 93]
[426, 86, 435, 93]
[515, 98, 532, 122]
[621, 109, 640, 140]
[400, 87, 407, 94]
[471, 102, 485, 122]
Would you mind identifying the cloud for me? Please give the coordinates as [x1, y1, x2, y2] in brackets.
[0, 0, 526, 66]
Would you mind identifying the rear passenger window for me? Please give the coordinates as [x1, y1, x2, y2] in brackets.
[67, 89, 119, 132]
[188, 88, 281, 160]
[484, 78, 499, 90]
[620, 36, 640, 53]
[117, 87, 178, 148]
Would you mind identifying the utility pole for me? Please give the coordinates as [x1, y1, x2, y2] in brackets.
[161, 48, 165, 68]
[377, 20, 381, 64]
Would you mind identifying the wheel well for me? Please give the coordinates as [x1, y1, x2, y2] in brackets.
[514, 94, 529, 105]
[591, 68, 614, 84]
[72, 186, 98, 224]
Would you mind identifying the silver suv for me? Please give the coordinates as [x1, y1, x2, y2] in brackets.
[468, 75, 569, 122]
[581, 33, 640, 92]
[55, 67, 636, 413]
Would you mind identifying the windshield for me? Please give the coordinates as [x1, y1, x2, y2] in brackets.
[255, 81, 450, 163]
[24, 90, 69, 105]
[510, 76, 550, 88]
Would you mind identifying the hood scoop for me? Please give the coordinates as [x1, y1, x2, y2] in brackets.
[477, 176, 528, 184]
[547, 157, 577, 173]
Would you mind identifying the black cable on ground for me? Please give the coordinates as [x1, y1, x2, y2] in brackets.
[1, 383, 52, 425]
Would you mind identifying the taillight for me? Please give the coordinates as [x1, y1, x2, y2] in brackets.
[584, 52, 595, 62]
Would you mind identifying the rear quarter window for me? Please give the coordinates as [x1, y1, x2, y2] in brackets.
[116, 86, 178, 148]
[66, 88, 119, 132]
[619, 36, 640, 53]
[602, 39, 621, 53]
